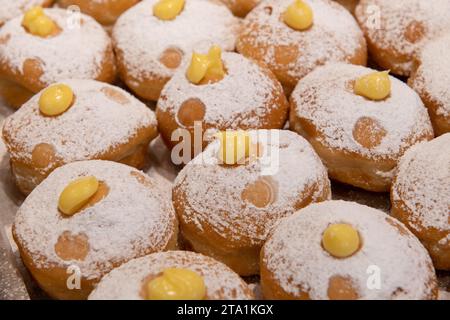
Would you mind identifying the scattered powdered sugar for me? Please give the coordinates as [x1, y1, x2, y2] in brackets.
[263, 200, 436, 299]
[174, 130, 331, 245]
[2, 79, 157, 166]
[0, 0, 50, 25]
[291, 63, 433, 159]
[13, 160, 176, 280]
[158, 52, 282, 128]
[238, 0, 365, 80]
[411, 33, 450, 117]
[0, 8, 112, 85]
[88, 251, 254, 299]
[356, 0, 450, 75]
[392, 134, 450, 232]
[112, 0, 239, 80]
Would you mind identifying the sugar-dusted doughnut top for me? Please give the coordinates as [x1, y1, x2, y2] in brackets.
[410, 33, 450, 118]
[237, 0, 365, 80]
[392, 134, 450, 235]
[290, 63, 433, 160]
[0, 8, 112, 86]
[0, 0, 52, 25]
[113, 0, 239, 80]
[89, 251, 254, 300]
[174, 130, 331, 246]
[2, 79, 157, 167]
[158, 52, 286, 130]
[262, 200, 437, 299]
[356, 0, 450, 75]
[13, 160, 177, 280]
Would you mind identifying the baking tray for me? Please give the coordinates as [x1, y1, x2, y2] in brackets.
[0, 100, 448, 300]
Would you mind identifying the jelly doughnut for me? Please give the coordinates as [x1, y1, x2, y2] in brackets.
[391, 134, 450, 271]
[261, 200, 438, 299]
[2, 79, 158, 194]
[13, 160, 178, 299]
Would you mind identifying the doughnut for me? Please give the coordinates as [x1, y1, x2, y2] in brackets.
[391, 134, 450, 271]
[236, 0, 367, 95]
[112, 0, 239, 101]
[0, 0, 54, 26]
[0, 7, 116, 109]
[58, 0, 140, 25]
[2, 79, 158, 195]
[355, 0, 450, 77]
[156, 51, 288, 156]
[12, 160, 178, 299]
[89, 251, 254, 299]
[261, 200, 438, 300]
[290, 63, 434, 192]
[219, 0, 260, 17]
[173, 129, 331, 276]
[408, 34, 450, 136]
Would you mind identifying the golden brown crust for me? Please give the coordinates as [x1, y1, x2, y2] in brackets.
[361, 28, 413, 77]
[238, 35, 367, 96]
[4, 125, 158, 195]
[0, 45, 116, 106]
[114, 47, 167, 102]
[220, 0, 260, 17]
[12, 218, 178, 300]
[0, 78, 34, 109]
[391, 193, 450, 271]
[408, 72, 450, 136]
[58, 0, 140, 25]
[290, 114, 434, 192]
[334, 0, 358, 13]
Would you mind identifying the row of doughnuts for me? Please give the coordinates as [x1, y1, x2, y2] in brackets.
[0, 0, 448, 136]
[10, 130, 449, 299]
[0, 1, 362, 25]
[0, 63, 436, 195]
[0, 0, 448, 300]
[0, 0, 448, 192]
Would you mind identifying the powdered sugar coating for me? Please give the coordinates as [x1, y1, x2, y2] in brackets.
[158, 52, 285, 129]
[2, 79, 157, 167]
[290, 63, 433, 159]
[13, 160, 177, 280]
[262, 200, 437, 299]
[355, 0, 450, 75]
[0, 0, 52, 25]
[174, 130, 331, 245]
[112, 0, 239, 81]
[237, 0, 366, 80]
[0, 8, 112, 86]
[392, 134, 450, 232]
[89, 251, 254, 300]
[410, 34, 450, 117]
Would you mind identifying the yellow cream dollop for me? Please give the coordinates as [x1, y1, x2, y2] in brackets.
[186, 45, 226, 84]
[22, 6, 57, 37]
[58, 176, 99, 216]
[153, 0, 185, 21]
[39, 84, 74, 116]
[322, 223, 360, 258]
[354, 70, 391, 101]
[146, 268, 206, 300]
[283, 0, 314, 31]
